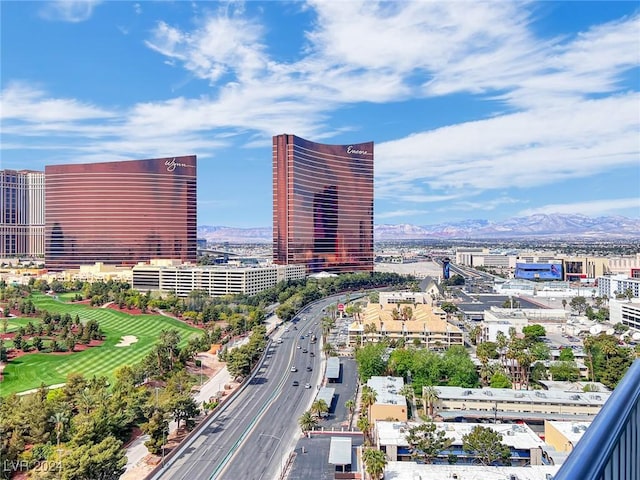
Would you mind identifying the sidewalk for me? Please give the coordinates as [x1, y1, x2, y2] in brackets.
[121, 314, 282, 479]
[121, 354, 232, 479]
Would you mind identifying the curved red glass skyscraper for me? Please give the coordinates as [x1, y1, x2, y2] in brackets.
[45, 156, 197, 271]
[273, 134, 373, 273]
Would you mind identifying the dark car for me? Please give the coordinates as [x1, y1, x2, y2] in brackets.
[302, 349, 308, 353]
[306, 366, 312, 372]
[292, 380, 299, 386]
[310, 352, 315, 357]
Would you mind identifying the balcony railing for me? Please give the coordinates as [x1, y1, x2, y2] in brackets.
[554, 359, 640, 480]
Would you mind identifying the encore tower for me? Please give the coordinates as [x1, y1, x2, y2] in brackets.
[273, 134, 373, 273]
[45, 156, 197, 271]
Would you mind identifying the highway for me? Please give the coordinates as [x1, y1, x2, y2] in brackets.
[152, 297, 341, 480]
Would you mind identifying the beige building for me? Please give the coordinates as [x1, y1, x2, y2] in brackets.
[366, 376, 408, 422]
[132, 262, 306, 297]
[348, 302, 462, 349]
[433, 386, 609, 421]
[544, 420, 590, 452]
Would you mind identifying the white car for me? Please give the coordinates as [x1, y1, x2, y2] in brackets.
[304, 383, 311, 389]
[291, 366, 298, 372]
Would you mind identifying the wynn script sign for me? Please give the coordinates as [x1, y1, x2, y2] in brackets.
[165, 158, 195, 172]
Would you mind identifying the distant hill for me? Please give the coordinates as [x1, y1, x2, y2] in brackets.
[198, 214, 640, 243]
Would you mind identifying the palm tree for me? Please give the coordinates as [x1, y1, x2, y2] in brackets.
[323, 342, 336, 357]
[360, 385, 377, 421]
[357, 414, 372, 445]
[422, 386, 439, 418]
[399, 384, 415, 419]
[311, 399, 329, 419]
[363, 322, 378, 345]
[298, 411, 318, 434]
[345, 399, 355, 415]
[49, 411, 68, 447]
[362, 447, 387, 480]
[351, 303, 362, 322]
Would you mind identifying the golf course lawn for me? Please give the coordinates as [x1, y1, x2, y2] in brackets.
[1, 293, 203, 396]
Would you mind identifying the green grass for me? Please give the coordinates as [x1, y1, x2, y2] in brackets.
[2, 317, 34, 333]
[0, 293, 203, 396]
[56, 291, 81, 302]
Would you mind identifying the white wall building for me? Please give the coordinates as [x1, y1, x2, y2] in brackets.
[609, 298, 640, 332]
[132, 262, 306, 297]
[597, 274, 640, 299]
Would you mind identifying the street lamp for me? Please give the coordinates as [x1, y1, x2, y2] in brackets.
[259, 433, 284, 479]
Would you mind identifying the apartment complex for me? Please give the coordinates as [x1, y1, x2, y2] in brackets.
[375, 420, 547, 466]
[432, 385, 609, 421]
[272, 134, 374, 274]
[45, 157, 197, 270]
[0, 169, 45, 258]
[132, 261, 305, 297]
[349, 302, 463, 349]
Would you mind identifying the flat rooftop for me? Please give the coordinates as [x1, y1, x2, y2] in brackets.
[436, 385, 610, 406]
[367, 376, 407, 407]
[385, 461, 560, 480]
[377, 421, 545, 450]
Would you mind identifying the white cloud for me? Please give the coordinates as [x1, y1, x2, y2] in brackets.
[376, 209, 430, 220]
[39, 1, 101, 23]
[519, 198, 640, 217]
[3, 2, 639, 224]
[375, 92, 639, 197]
[0, 83, 114, 121]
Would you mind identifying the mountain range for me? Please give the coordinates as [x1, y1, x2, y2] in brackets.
[198, 214, 640, 243]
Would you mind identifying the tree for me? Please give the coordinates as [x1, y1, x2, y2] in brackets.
[311, 399, 329, 419]
[462, 425, 511, 466]
[362, 447, 387, 480]
[405, 420, 452, 464]
[360, 386, 377, 421]
[169, 395, 200, 431]
[345, 399, 355, 416]
[298, 411, 318, 434]
[569, 296, 588, 315]
[522, 324, 546, 342]
[549, 361, 580, 382]
[558, 347, 575, 361]
[61, 436, 126, 480]
[355, 343, 387, 382]
[490, 372, 512, 388]
[422, 386, 439, 418]
[357, 415, 372, 445]
[142, 409, 168, 455]
[49, 411, 68, 447]
[439, 302, 458, 314]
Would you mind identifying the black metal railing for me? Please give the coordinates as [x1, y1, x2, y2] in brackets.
[553, 359, 640, 480]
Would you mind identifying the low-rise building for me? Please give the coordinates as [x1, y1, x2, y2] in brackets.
[431, 385, 609, 422]
[349, 303, 462, 349]
[366, 376, 408, 422]
[375, 421, 548, 466]
[609, 298, 640, 332]
[382, 462, 560, 480]
[544, 420, 590, 452]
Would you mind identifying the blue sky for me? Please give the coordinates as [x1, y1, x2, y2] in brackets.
[1, 1, 639, 228]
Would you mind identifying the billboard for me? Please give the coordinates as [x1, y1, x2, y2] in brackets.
[515, 263, 563, 280]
